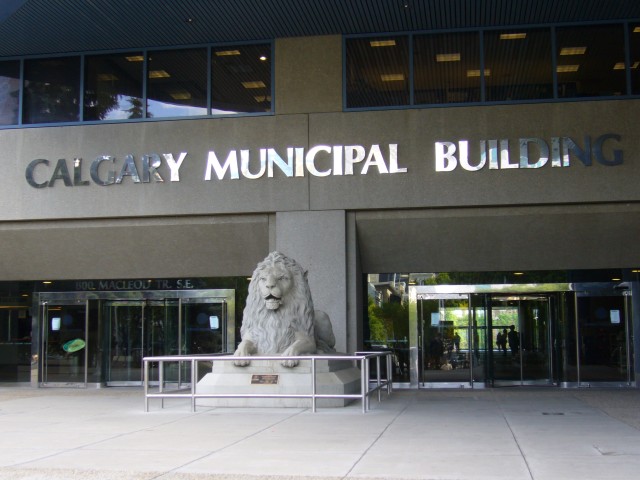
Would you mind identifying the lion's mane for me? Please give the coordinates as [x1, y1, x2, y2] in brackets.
[240, 251, 316, 354]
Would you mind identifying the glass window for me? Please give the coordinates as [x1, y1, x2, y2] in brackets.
[146, 48, 207, 118]
[84, 52, 144, 121]
[414, 32, 481, 104]
[346, 36, 410, 108]
[484, 29, 553, 101]
[556, 24, 626, 98]
[630, 24, 640, 95]
[212, 44, 272, 114]
[23, 57, 80, 124]
[0, 61, 20, 125]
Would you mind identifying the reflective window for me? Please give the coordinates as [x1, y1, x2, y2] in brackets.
[346, 36, 410, 108]
[212, 44, 272, 114]
[556, 24, 626, 98]
[630, 24, 640, 94]
[84, 52, 144, 121]
[23, 57, 80, 124]
[414, 32, 480, 104]
[0, 61, 20, 125]
[147, 48, 207, 118]
[484, 29, 553, 101]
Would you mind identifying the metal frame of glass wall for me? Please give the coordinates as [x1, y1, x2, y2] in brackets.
[0, 41, 274, 129]
[344, 20, 640, 110]
[406, 283, 634, 389]
[34, 289, 235, 387]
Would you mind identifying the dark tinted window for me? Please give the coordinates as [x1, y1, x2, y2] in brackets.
[414, 32, 480, 104]
[23, 57, 80, 124]
[346, 36, 410, 108]
[484, 29, 553, 101]
[84, 52, 144, 121]
[0, 61, 20, 125]
[630, 24, 640, 95]
[147, 48, 207, 118]
[212, 44, 272, 114]
[556, 24, 626, 98]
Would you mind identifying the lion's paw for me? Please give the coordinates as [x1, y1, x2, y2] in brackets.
[234, 359, 251, 367]
[281, 358, 299, 368]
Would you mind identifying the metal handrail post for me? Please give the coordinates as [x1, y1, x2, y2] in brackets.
[311, 357, 317, 413]
[376, 355, 382, 402]
[191, 358, 197, 412]
[387, 352, 393, 393]
[365, 356, 370, 412]
[159, 360, 164, 409]
[360, 357, 366, 413]
[144, 359, 149, 412]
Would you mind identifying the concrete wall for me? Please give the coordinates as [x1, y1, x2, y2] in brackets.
[275, 210, 347, 352]
[1, 34, 640, 353]
[3, 101, 638, 222]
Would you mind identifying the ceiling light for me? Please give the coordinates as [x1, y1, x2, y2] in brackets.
[466, 69, 490, 77]
[43, 281, 52, 284]
[557, 65, 579, 73]
[259, 55, 268, 61]
[380, 74, 405, 81]
[125, 55, 144, 62]
[613, 61, 640, 70]
[96, 73, 118, 81]
[634, 27, 640, 33]
[632, 269, 640, 273]
[242, 81, 266, 89]
[170, 91, 192, 100]
[513, 272, 525, 276]
[148, 70, 171, 78]
[370, 40, 396, 47]
[215, 50, 241, 56]
[500, 33, 527, 40]
[560, 47, 587, 56]
[436, 53, 461, 62]
[611, 277, 622, 281]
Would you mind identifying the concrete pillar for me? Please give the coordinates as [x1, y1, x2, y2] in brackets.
[275, 210, 348, 352]
[632, 281, 640, 387]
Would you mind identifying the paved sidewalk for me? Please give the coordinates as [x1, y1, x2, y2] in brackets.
[0, 386, 639, 479]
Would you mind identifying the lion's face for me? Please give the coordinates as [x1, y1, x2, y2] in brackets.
[256, 264, 293, 310]
[240, 251, 316, 356]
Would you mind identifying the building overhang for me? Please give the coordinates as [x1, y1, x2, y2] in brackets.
[1, 0, 640, 57]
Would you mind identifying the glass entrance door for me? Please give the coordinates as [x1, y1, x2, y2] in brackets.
[490, 294, 554, 386]
[418, 294, 473, 387]
[42, 300, 88, 386]
[576, 291, 632, 385]
[106, 300, 179, 385]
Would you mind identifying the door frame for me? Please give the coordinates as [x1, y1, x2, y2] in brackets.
[489, 293, 556, 387]
[40, 298, 89, 387]
[35, 289, 235, 387]
[409, 283, 574, 389]
[104, 298, 182, 386]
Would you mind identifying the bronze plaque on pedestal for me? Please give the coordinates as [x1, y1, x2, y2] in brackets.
[251, 374, 279, 385]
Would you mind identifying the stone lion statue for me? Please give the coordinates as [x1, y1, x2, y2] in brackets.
[233, 251, 336, 367]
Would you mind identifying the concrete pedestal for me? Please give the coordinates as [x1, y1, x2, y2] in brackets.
[196, 357, 361, 408]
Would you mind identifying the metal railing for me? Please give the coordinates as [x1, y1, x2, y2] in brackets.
[143, 352, 392, 413]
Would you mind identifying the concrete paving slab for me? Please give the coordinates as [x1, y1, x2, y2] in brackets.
[526, 454, 640, 480]
[348, 452, 532, 480]
[0, 386, 639, 480]
[177, 450, 360, 477]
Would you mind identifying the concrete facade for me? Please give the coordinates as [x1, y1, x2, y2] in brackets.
[1, 34, 639, 381]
